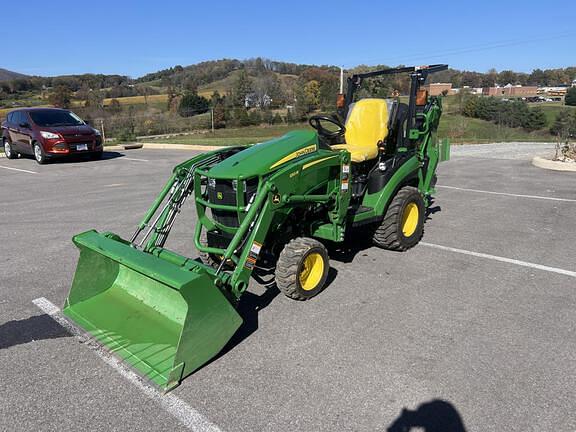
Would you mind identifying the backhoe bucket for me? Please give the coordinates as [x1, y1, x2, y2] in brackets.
[63, 230, 242, 392]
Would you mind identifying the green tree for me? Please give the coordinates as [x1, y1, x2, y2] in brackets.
[550, 110, 576, 138]
[248, 110, 262, 125]
[522, 107, 547, 131]
[232, 70, 253, 107]
[210, 91, 226, 128]
[49, 85, 72, 108]
[232, 108, 251, 127]
[462, 95, 479, 117]
[565, 87, 576, 106]
[303, 80, 320, 110]
[178, 92, 209, 117]
[293, 84, 308, 120]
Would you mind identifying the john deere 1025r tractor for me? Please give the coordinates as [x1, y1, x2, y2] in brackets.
[63, 64, 450, 391]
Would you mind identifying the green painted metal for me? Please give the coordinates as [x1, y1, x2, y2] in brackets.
[206, 130, 318, 178]
[355, 155, 421, 222]
[63, 230, 242, 391]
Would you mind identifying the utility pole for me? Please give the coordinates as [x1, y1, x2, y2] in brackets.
[100, 119, 106, 143]
[340, 66, 344, 94]
[211, 108, 215, 134]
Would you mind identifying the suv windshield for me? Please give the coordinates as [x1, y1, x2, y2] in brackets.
[29, 110, 85, 127]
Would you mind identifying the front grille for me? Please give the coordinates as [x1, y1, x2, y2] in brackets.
[208, 180, 237, 206]
[207, 178, 258, 228]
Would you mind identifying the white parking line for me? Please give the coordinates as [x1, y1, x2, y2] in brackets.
[123, 157, 149, 162]
[437, 185, 576, 203]
[421, 242, 576, 278]
[0, 165, 38, 174]
[32, 297, 224, 432]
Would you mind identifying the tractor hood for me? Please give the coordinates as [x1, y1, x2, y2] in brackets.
[207, 130, 318, 178]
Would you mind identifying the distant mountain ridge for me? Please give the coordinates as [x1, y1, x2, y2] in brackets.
[0, 68, 27, 81]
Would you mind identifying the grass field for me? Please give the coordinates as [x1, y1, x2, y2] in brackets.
[146, 124, 310, 146]
[70, 94, 169, 108]
[438, 113, 553, 143]
[145, 113, 555, 147]
[531, 103, 576, 125]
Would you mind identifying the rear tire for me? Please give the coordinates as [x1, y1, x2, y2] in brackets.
[33, 142, 47, 164]
[373, 186, 425, 251]
[3, 139, 17, 159]
[275, 237, 329, 300]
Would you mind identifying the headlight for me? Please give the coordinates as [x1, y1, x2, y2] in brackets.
[93, 128, 101, 136]
[40, 131, 60, 139]
[208, 178, 216, 188]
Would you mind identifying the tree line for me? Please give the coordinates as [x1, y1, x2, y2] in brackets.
[2, 58, 574, 102]
[461, 95, 547, 131]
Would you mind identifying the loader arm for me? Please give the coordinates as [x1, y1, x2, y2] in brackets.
[193, 149, 351, 299]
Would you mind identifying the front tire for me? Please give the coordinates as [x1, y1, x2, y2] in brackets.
[275, 237, 329, 300]
[3, 139, 17, 159]
[33, 142, 47, 164]
[373, 186, 425, 251]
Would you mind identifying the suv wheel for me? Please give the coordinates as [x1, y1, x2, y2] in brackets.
[33, 142, 47, 164]
[3, 139, 17, 159]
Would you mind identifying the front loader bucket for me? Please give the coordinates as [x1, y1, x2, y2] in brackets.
[63, 230, 242, 392]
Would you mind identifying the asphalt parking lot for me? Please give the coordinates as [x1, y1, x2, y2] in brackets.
[1, 142, 575, 432]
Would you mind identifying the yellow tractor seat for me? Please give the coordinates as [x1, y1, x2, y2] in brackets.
[332, 98, 389, 163]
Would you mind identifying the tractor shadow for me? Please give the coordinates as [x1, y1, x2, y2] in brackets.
[199, 265, 337, 371]
[425, 196, 442, 221]
[328, 199, 442, 264]
[386, 399, 467, 432]
[0, 314, 71, 350]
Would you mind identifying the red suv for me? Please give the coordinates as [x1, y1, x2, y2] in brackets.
[1, 108, 103, 164]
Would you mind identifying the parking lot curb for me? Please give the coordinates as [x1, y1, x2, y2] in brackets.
[104, 144, 143, 151]
[137, 143, 226, 151]
[532, 156, 576, 172]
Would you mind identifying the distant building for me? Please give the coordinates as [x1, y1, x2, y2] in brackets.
[424, 83, 453, 96]
[538, 86, 569, 96]
[245, 92, 272, 108]
[458, 86, 484, 95]
[483, 84, 537, 97]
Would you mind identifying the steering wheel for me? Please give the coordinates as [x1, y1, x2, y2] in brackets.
[309, 115, 346, 139]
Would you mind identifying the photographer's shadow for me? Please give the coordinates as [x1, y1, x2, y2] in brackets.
[387, 399, 467, 432]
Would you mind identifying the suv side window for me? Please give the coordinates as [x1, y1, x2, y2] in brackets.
[20, 112, 30, 127]
[6, 112, 13, 124]
[13, 112, 22, 126]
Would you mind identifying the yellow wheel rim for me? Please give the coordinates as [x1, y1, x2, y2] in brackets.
[401, 202, 419, 237]
[299, 252, 324, 291]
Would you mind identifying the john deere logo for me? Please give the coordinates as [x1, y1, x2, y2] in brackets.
[217, 192, 223, 200]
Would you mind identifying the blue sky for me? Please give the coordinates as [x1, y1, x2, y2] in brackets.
[1, 0, 574, 77]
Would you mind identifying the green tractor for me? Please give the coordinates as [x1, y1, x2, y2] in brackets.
[63, 64, 450, 391]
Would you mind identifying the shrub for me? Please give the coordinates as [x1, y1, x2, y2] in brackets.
[178, 92, 209, 117]
[565, 87, 576, 106]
